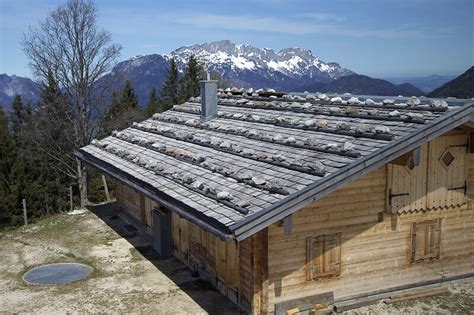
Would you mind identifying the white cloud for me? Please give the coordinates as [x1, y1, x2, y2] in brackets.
[168, 13, 451, 39]
[302, 12, 346, 23]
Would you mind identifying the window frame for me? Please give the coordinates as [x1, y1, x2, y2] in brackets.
[306, 233, 342, 280]
[410, 219, 441, 263]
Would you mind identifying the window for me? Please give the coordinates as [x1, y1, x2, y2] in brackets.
[306, 234, 341, 280]
[439, 149, 455, 169]
[405, 154, 416, 172]
[410, 219, 441, 263]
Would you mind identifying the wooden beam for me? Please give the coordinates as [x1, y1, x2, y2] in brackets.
[284, 215, 293, 235]
[412, 146, 421, 166]
[102, 175, 110, 201]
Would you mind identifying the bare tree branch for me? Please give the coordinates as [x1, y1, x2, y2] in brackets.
[22, 0, 121, 206]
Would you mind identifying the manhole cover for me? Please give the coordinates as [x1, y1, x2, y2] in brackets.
[23, 263, 93, 285]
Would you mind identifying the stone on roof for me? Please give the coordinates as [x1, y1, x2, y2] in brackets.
[77, 89, 470, 236]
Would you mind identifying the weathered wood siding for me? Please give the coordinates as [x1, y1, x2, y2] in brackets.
[266, 162, 474, 313]
[169, 212, 242, 304]
[116, 182, 145, 223]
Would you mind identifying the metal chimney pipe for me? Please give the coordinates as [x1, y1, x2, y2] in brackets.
[199, 76, 218, 121]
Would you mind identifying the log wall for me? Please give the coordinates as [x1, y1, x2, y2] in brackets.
[265, 162, 474, 313]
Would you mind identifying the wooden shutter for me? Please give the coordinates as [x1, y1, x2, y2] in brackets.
[411, 222, 425, 262]
[306, 234, 341, 280]
[307, 237, 324, 280]
[411, 220, 441, 262]
[388, 145, 428, 213]
[324, 235, 341, 275]
[426, 221, 441, 258]
[427, 134, 468, 209]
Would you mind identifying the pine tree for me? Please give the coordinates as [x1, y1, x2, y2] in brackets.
[178, 55, 203, 103]
[0, 107, 17, 227]
[100, 81, 145, 135]
[146, 87, 159, 117]
[120, 80, 139, 109]
[106, 91, 121, 119]
[159, 58, 179, 112]
[10, 95, 26, 136]
[32, 72, 75, 215]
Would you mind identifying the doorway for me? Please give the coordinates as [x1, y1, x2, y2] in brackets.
[152, 207, 172, 257]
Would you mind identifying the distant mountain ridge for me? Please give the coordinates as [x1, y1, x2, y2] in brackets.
[427, 67, 474, 99]
[1, 40, 436, 109]
[385, 75, 456, 93]
[306, 74, 424, 96]
[170, 40, 354, 86]
[104, 40, 356, 104]
[0, 74, 41, 110]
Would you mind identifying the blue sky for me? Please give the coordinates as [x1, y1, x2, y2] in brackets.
[0, 0, 472, 78]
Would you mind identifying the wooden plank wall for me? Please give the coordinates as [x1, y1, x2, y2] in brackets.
[115, 182, 144, 223]
[468, 152, 474, 200]
[265, 165, 474, 313]
[169, 212, 241, 305]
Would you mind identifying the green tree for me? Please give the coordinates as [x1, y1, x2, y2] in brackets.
[22, 0, 122, 206]
[100, 81, 145, 135]
[10, 95, 32, 137]
[178, 55, 203, 103]
[105, 91, 121, 119]
[145, 87, 159, 117]
[120, 80, 139, 109]
[0, 107, 17, 227]
[159, 58, 179, 112]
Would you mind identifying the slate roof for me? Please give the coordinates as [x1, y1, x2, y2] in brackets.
[77, 92, 474, 240]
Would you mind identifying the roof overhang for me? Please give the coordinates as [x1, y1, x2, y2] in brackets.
[229, 102, 474, 241]
[76, 150, 234, 240]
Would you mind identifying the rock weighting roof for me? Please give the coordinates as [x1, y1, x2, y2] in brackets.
[77, 92, 474, 240]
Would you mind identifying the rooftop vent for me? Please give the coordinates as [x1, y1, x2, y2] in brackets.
[200, 73, 218, 121]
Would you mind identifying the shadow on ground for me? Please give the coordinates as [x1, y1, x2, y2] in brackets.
[87, 202, 241, 315]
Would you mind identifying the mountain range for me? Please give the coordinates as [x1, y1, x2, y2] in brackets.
[384, 75, 456, 93]
[103, 40, 359, 105]
[427, 67, 474, 99]
[0, 40, 462, 110]
[0, 74, 41, 109]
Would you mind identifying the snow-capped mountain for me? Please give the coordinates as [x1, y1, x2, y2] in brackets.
[170, 40, 354, 87]
[100, 40, 356, 104]
[0, 74, 42, 110]
[1, 40, 424, 110]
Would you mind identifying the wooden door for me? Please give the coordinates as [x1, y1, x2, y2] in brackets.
[388, 145, 429, 213]
[427, 134, 468, 208]
[152, 208, 172, 257]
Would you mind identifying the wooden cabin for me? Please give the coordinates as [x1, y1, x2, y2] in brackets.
[78, 83, 474, 314]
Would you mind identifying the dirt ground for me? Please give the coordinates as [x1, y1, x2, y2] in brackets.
[344, 281, 474, 314]
[0, 203, 240, 314]
[1, 203, 473, 314]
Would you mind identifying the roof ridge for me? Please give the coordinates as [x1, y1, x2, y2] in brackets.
[172, 105, 395, 142]
[155, 111, 364, 159]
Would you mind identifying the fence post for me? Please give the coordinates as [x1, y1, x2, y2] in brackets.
[22, 199, 28, 226]
[102, 175, 110, 201]
[69, 186, 73, 211]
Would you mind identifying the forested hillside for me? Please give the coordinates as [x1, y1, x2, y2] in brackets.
[428, 67, 474, 99]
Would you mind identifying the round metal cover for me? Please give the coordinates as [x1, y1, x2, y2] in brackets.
[23, 263, 93, 285]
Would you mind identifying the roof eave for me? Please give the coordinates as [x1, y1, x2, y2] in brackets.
[75, 150, 234, 241]
[229, 102, 474, 241]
